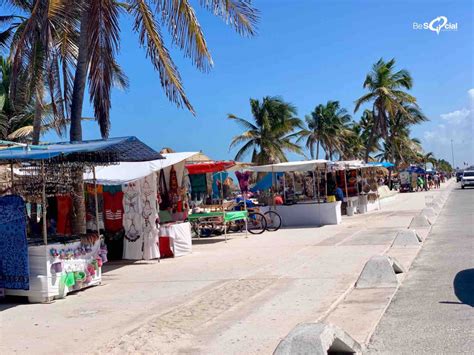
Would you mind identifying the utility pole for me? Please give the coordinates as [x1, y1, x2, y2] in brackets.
[451, 139, 455, 170]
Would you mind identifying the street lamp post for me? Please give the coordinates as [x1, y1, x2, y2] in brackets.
[451, 139, 455, 170]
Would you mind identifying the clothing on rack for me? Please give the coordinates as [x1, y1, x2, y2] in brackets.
[56, 195, 72, 235]
[0, 195, 29, 290]
[236, 171, 251, 193]
[140, 174, 160, 260]
[189, 174, 207, 200]
[85, 184, 104, 231]
[103, 187, 124, 232]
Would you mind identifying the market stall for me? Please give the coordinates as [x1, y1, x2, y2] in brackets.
[83, 152, 198, 259]
[333, 160, 382, 215]
[0, 136, 162, 302]
[247, 160, 342, 227]
[185, 161, 249, 241]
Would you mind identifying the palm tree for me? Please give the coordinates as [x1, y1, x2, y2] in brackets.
[339, 122, 365, 160]
[0, 56, 66, 141]
[386, 103, 427, 165]
[354, 58, 417, 162]
[0, 0, 78, 144]
[420, 151, 436, 171]
[228, 96, 303, 164]
[297, 100, 352, 160]
[69, 0, 259, 140]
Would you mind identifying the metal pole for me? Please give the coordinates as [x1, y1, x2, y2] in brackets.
[243, 178, 248, 239]
[344, 165, 349, 201]
[41, 162, 47, 245]
[93, 167, 100, 235]
[220, 171, 226, 243]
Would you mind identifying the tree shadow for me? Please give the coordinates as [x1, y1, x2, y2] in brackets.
[440, 268, 474, 307]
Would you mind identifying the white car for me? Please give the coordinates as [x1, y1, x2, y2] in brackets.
[461, 170, 474, 189]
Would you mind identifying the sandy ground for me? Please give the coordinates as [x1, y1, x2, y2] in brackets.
[0, 183, 450, 355]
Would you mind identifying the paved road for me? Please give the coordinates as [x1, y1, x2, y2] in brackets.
[368, 186, 474, 354]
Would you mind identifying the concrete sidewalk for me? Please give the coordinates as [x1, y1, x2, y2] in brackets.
[0, 183, 452, 354]
[367, 185, 474, 353]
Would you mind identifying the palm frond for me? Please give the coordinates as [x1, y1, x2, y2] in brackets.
[130, 0, 195, 114]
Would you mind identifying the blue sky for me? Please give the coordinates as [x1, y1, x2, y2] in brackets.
[39, 0, 473, 167]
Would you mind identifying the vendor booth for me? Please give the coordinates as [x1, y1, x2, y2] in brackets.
[0, 137, 162, 303]
[185, 161, 249, 241]
[83, 152, 197, 260]
[334, 160, 383, 215]
[247, 160, 342, 227]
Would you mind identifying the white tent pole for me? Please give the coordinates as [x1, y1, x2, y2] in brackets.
[41, 162, 47, 245]
[242, 169, 248, 239]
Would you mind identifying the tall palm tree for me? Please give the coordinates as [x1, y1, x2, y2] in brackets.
[297, 100, 352, 160]
[228, 96, 303, 164]
[69, 0, 259, 140]
[354, 58, 417, 162]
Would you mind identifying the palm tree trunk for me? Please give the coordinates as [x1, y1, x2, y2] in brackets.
[69, 4, 90, 141]
[69, 4, 90, 235]
[316, 142, 320, 160]
[32, 94, 42, 145]
[365, 126, 376, 162]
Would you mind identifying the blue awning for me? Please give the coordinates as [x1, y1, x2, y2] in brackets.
[0, 136, 163, 163]
[367, 162, 395, 168]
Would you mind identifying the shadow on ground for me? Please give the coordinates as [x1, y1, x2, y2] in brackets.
[440, 268, 474, 307]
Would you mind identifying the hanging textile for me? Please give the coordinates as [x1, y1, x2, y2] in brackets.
[0, 195, 29, 290]
[212, 172, 228, 198]
[122, 181, 142, 260]
[235, 171, 251, 193]
[56, 195, 73, 235]
[85, 184, 104, 231]
[140, 174, 160, 260]
[304, 175, 315, 198]
[122, 176, 160, 260]
[158, 170, 171, 210]
[103, 186, 124, 232]
[169, 166, 179, 211]
[189, 174, 207, 200]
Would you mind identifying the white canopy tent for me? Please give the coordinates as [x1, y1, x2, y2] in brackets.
[84, 152, 199, 184]
[246, 159, 330, 173]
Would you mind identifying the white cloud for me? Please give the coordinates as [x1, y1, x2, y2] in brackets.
[440, 108, 470, 124]
[468, 88, 474, 100]
[420, 89, 474, 168]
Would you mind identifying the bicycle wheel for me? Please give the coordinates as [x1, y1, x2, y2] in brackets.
[264, 210, 281, 232]
[246, 212, 267, 234]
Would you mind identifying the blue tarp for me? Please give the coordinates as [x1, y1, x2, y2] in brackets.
[0, 136, 162, 162]
[250, 172, 283, 192]
[367, 162, 395, 168]
[405, 166, 426, 174]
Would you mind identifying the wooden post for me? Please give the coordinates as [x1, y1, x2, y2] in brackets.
[312, 170, 317, 201]
[93, 167, 100, 235]
[344, 165, 349, 201]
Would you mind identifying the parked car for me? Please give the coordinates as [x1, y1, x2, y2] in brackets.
[461, 170, 474, 189]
